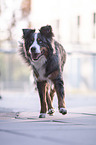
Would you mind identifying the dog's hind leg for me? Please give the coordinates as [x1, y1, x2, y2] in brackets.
[37, 81, 47, 118]
[46, 84, 55, 115]
[53, 77, 67, 115]
[50, 87, 55, 103]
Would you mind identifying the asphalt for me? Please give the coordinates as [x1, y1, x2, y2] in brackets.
[0, 91, 96, 145]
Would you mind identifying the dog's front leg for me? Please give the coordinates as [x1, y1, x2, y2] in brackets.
[53, 77, 67, 115]
[37, 81, 47, 118]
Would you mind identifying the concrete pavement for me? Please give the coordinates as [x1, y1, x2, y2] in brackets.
[0, 91, 96, 145]
[0, 107, 96, 145]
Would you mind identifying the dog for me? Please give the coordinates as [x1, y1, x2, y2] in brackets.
[20, 25, 67, 118]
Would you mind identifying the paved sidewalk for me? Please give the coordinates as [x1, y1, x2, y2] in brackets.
[0, 106, 96, 145]
[0, 90, 96, 145]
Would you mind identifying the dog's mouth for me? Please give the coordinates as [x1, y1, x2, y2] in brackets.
[31, 51, 44, 61]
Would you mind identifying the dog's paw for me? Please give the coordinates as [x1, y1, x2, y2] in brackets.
[59, 108, 67, 115]
[48, 108, 55, 116]
[39, 113, 46, 118]
[15, 112, 20, 119]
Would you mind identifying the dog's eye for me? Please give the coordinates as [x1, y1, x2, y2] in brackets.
[38, 38, 43, 44]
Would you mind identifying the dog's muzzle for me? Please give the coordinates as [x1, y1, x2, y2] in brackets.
[29, 47, 44, 61]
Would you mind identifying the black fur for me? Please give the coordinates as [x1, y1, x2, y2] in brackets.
[39, 25, 54, 39]
[23, 29, 35, 39]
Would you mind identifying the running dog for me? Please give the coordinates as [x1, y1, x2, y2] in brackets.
[20, 25, 67, 118]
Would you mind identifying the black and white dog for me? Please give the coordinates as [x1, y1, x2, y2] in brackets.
[20, 25, 67, 118]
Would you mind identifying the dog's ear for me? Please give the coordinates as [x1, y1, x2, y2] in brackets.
[39, 25, 54, 39]
[22, 29, 35, 39]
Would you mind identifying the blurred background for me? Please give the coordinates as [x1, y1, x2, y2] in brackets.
[0, 0, 96, 112]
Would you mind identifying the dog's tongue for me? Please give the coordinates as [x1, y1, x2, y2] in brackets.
[32, 53, 40, 60]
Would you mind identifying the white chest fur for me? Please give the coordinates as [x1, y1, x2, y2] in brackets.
[31, 55, 47, 81]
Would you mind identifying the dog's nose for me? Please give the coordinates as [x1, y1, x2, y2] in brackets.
[29, 47, 36, 54]
[31, 47, 36, 52]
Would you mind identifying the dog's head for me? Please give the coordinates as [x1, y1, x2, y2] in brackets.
[22, 25, 54, 62]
